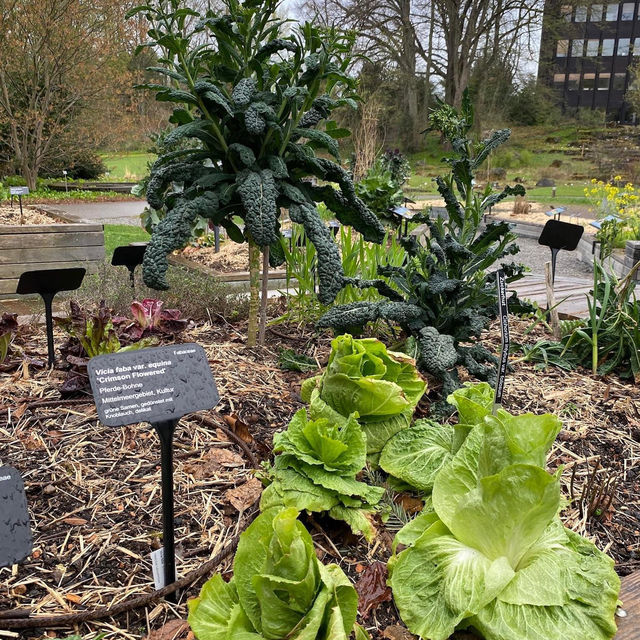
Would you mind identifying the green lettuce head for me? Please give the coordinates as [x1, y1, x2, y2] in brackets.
[260, 409, 384, 540]
[301, 334, 427, 458]
[188, 507, 358, 640]
[389, 419, 620, 640]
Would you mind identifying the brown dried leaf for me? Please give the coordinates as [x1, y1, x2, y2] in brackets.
[185, 448, 245, 479]
[63, 517, 88, 526]
[13, 403, 28, 419]
[223, 413, 254, 443]
[143, 619, 190, 640]
[224, 476, 263, 512]
[394, 493, 423, 515]
[355, 561, 392, 619]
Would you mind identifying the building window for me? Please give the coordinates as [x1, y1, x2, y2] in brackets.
[618, 38, 631, 55]
[586, 39, 600, 55]
[591, 3, 604, 19]
[568, 74, 580, 90]
[561, 4, 572, 20]
[621, 2, 635, 19]
[583, 73, 596, 89]
[634, 37, 640, 53]
[602, 38, 615, 55]
[575, 5, 588, 20]
[557, 40, 569, 56]
[572, 39, 585, 56]
[613, 73, 626, 90]
[554, 74, 566, 84]
[598, 73, 611, 89]
[606, 4, 619, 20]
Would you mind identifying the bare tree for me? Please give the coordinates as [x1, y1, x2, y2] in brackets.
[0, 0, 131, 188]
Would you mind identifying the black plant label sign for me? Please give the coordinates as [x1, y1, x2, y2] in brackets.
[88, 343, 219, 427]
[0, 466, 33, 568]
[494, 270, 510, 409]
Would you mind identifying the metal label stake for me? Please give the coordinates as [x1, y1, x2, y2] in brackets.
[538, 219, 584, 285]
[493, 269, 510, 415]
[88, 343, 219, 602]
[16, 268, 86, 366]
[112, 244, 148, 295]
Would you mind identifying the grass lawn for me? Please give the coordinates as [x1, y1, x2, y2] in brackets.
[103, 224, 150, 257]
[101, 152, 154, 181]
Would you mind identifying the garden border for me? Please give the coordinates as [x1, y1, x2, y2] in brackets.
[0, 210, 105, 299]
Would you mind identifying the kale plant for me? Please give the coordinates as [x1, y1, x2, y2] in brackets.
[319, 92, 530, 404]
[128, 0, 384, 344]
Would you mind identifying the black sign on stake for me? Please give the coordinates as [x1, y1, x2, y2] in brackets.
[16, 268, 86, 367]
[9, 186, 29, 224]
[0, 466, 33, 569]
[537, 219, 584, 285]
[111, 244, 148, 294]
[88, 343, 220, 602]
[493, 269, 510, 414]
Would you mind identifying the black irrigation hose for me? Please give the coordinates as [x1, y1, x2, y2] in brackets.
[0, 532, 241, 630]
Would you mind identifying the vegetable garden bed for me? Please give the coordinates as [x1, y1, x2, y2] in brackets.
[0, 314, 638, 639]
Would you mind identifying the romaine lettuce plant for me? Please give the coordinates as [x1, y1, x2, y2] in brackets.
[300, 334, 427, 461]
[0, 313, 18, 364]
[260, 408, 384, 540]
[188, 507, 359, 640]
[388, 409, 620, 640]
[379, 382, 561, 493]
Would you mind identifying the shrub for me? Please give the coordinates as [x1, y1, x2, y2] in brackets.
[40, 149, 106, 180]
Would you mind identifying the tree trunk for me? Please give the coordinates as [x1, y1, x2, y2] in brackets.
[258, 245, 269, 346]
[247, 238, 260, 347]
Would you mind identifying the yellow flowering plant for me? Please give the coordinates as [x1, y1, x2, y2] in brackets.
[585, 176, 640, 251]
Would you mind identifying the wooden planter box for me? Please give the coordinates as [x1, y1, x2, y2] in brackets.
[0, 223, 105, 299]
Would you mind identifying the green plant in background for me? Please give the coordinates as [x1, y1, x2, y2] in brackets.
[188, 507, 361, 640]
[521, 260, 640, 381]
[260, 408, 384, 539]
[355, 158, 405, 226]
[318, 92, 529, 407]
[300, 334, 427, 462]
[388, 396, 620, 640]
[277, 225, 406, 323]
[0, 313, 18, 364]
[380, 149, 410, 186]
[129, 0, 384, 346]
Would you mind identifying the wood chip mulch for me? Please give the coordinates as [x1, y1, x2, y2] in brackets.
[0, 316, 638, 639]
[0, 206, 60, 226]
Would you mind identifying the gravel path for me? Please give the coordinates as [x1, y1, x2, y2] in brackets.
[514, 236, 593, 280]
[41, 201, 146, 226]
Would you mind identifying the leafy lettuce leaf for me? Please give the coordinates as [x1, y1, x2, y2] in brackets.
[262, 409, 383, 540]
[306, 334, 426, 456]
[188, 508, 358, 640]
[389, 411, 620, 640]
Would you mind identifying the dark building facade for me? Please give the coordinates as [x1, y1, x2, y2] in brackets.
[538, 1, 640, 120]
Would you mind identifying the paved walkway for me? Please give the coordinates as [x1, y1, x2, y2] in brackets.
[41, 201, 146, 226]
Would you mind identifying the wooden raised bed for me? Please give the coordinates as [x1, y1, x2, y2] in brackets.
[0, 223, 105, 299]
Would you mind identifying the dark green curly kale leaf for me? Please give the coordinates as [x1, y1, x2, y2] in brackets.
[255, 38, 298, 61]
[415, 326, 458, 375]
[143, 192, 219, 290]
[146, 161, 209, 210]
[231, 78, 257, 106]
[318, 301, 424, 333]
[289, 202, 344, 303]
[236, 169, 279, 247]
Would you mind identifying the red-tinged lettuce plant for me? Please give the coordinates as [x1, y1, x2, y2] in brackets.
[121, 298, 189, 340]
[0, 313, 19, 364]
[128, 0, 384, 346]
[57, 301, 153, 393]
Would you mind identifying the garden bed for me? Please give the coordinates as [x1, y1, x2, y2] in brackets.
[0, 314, 638, 639]
[0, 205, 63, 226]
